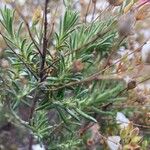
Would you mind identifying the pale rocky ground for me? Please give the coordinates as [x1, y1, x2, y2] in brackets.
[126, 20, 150, 92]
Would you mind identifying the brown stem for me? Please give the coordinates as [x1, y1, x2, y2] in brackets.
[47, 6, 58, 47]
[103, 36, 127, 70]
[85, 0, 92, 23]
[28, 135, 34, 150]
[91, 0, 97, 21]
[39, 0, 49, 82]
[28, 1, 49, 149]
[136, 0, 150, 10]
[28, 90, 39, 150]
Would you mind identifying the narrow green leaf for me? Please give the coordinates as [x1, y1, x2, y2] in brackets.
[65, 108, 80, 121]
[75, 108, 97, 123]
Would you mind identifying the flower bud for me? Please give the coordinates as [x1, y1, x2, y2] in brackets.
[127, 80, 136, 90]
[72, 59, 84, 72]
[1, 59, 10, 69]
[19, 76, 28, 85]
[118, 12, 135, 37]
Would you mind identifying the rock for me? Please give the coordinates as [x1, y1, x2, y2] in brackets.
[141, 41, 150, 64]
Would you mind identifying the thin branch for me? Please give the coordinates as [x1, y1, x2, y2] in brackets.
[138, 76, 150, 84]
[28, 0, 49, 149]
[136, 0, 150, 9]
[116, 120, 150, 129]
[91, 0, 97, 21]
[28, 135, 34, 150]
[47, 42, 146, 91]
[47, 6, 58, 47]
[0, 75, 12, 90]
[92, 5, 112, 22]
[102, 74, 150, 110]
[112, 104, 150, 109]
[28, 0, 49, 125]
[102, 35, 127, 70]
[0, 32, 38, 80]
[11, 3, 42, 56]
[85, 0, 92, 23]
[49, 75, 96, 91]
[39, 0, 49, 81]
[79, 123, 120, 146]
[115, 74, 150, 98]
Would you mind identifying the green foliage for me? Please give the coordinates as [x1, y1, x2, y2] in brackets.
[1, 2, 145, 149]
[56, 9, 79, 50]
[31, 111, 53, 140]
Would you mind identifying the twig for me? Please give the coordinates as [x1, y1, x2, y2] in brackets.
[85, 0, 92, 23]
[47, 41, 146, 91]
[92, 5, 112, 22]
[39, 0, 49, 82]
[103, 36, 127, 70]
[79, 123, 120, 146]
[115, 74, 150, 98]
[0, 32, 38, 80]
[28, 1, 49, 149]
[28, 135, 34, 150]
[136, 0, 150, 9]
[11, 3, 42, 56]
[47, 6, 58, 47]
[102, 74, 150, 110]
[0, 75, 12, 90]
[138, 76, 150, 84]
[116, 120, 150, 129]
[112, 104, 150, 109]
[91, 0, 97, 21]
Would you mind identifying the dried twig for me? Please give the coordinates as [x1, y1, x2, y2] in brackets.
[116, 120, 150, 129]
[39, 0, 49, 81]
[47, 41, 146, 91]
[47, 6, 58, 47]
[91, 0, 97, 21]
[11, 3, 42, 56]
[28, 1, 49, 149]
[102, 73, 150, 110]
[85, 0, 92, 23]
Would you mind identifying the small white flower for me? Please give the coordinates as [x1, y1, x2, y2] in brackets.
[124, 76, 132, 83]
[141, 41, 150, 64]
[107, 136, 121, 150]
[17, 0, 26, 5]
[116, 112, 130, 129]
[96, 1, 109, 10]
[32, 144, 45, 150]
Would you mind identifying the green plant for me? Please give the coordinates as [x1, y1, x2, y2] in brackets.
[0, 0, 148, 149]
